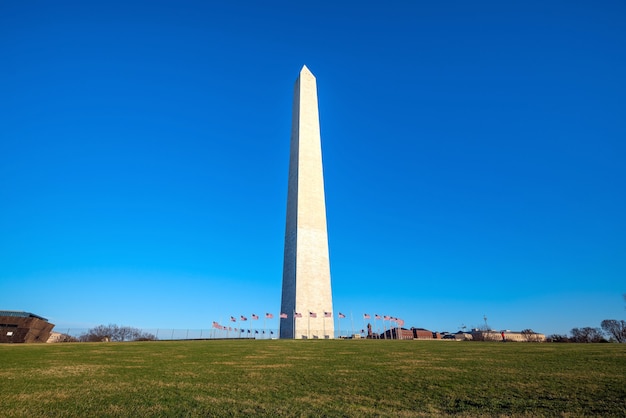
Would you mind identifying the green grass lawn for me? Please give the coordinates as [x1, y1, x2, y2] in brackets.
[1, 340, 625, 417]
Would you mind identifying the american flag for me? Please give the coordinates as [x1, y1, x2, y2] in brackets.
[309, 312, 317, 318]
[397, 318, 405, 327]
[266, 313, 274, 319]
[384, 315, 391, 321]
[230, 316, 236, 322]
[375, 314, 382, 320]
[363, 313, 371, 319]
[252, 314, 259, 320]
[280, 313, 288, 319]
[295, 312, 302, 318]
[212, 321, 220, 329]
[240, 315, 247, 321]
[338, 312, 346, 319]
[324, 311, 332, 318]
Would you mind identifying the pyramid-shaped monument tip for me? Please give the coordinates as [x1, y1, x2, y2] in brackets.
[301, 65, 314, 76]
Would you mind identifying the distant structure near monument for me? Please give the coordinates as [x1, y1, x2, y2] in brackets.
[0, 310, 55, 343]
[279, 66, 334, 339]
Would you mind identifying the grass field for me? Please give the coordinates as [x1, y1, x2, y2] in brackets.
[1, 340, 625, 417]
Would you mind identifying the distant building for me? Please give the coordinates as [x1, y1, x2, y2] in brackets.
[412, 328, 439, 340]
[381, 328, 414, 340]
[46, 331, 76, 343]
[471, 329, 546, 342]
[0, 311, 55, 343]
[453, 331, 473, 341]
[376, 327, 443, 340]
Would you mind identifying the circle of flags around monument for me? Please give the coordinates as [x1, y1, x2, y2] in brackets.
[211, 312, 405, 339]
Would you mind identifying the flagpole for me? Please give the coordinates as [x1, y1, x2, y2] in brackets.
[383, 319, 386, 339]
[374, 316, 379, 339]
[362, 315, 365, 336]
[396, 320, 400, 340]
[337, 314, 341, 338]
[350, 312, 354, 338]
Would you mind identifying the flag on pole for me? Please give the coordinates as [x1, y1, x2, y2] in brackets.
[212, 321, 220, 329]
[230, 316, 237, 322]
[384, 315, 391, 321]
[252, 314, 259, 320]
[375, 314, 382, 320]
[363, 313, 371, 319]
[324, 312, 332, 318]
[280, 313, 288, 319]
[240, 315, 248, 321]
[309, 312, 317, 318]
[397, 318, 405, 327]
[338, 312, 346, 318]
[266, 313, 274, 319]
[295, 312, 302, 318]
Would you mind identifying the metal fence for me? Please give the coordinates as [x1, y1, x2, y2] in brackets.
[50, 327, 384, 341]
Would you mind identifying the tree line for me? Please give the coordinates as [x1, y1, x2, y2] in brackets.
[78, 324, 157, 342]
[547, 319, 626, 343]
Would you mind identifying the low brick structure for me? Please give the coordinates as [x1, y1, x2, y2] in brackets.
[0, 311, 55, 343]
[381, 328, 414, 340]
[412, 328, 438, 339]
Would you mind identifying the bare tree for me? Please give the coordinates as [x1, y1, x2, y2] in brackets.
[521, 329, 542, 342]
[470, 325, 499, 342]
[600, 320, 626, 343]
[80, 324, 156, 342]
[547, 334, 569, 343]
[570, 327, 605, 343]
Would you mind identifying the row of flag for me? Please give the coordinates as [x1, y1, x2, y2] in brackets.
[211, 322, 275, 334]
[363, 314, 405, 327]
[213, 312, 405, 329]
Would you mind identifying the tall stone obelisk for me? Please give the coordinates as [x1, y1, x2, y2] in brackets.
[279, 65, 334, 339]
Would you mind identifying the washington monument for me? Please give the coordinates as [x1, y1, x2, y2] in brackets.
[279, 66, 334, 339]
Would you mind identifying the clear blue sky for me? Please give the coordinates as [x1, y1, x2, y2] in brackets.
[1, 1, 624, 336]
